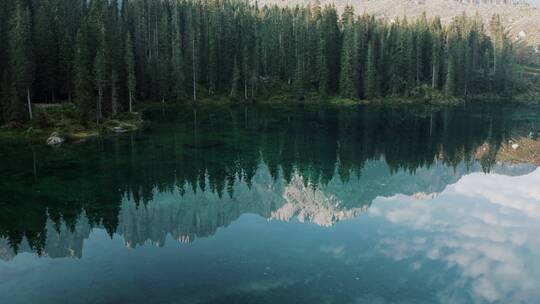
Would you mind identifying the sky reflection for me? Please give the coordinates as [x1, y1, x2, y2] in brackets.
[370, 168, 540, 303]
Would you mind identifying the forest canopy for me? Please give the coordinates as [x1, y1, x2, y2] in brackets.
[0, 0, 514, 123]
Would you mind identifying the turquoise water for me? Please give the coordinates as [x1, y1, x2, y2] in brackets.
[1, 104, 540, 303]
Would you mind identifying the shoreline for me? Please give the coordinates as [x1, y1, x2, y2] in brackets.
[1, 95, 539, 145]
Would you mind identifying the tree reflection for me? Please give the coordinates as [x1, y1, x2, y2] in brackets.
[0, 104, 531, 257]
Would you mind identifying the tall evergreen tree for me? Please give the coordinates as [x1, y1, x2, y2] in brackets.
[365, 38, 377, 99]
[125, 33, 136, 112]
[339, 6, 357, 99]
[230, 56, 241, 100]
[94, 29, 106, 124]
[431, 17, 443, 89]
[445, 26, 458, 96]
[9, 3, 34, 121]
[74, 24, 94, 123]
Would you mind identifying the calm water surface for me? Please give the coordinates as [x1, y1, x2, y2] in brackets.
[1, 104, 540, 304]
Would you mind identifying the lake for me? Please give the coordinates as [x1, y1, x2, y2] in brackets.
[1, 103, 540, 303]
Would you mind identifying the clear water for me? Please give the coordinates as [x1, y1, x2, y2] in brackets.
[1, 103, 540, 304]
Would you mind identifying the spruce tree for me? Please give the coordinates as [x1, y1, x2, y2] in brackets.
[125, 33, 136, 112]
[34, 0, 59, 102]
[74, 24, 94, 123]
[94, 30, 106, 124]
[339, 6, 357, 99]
[230, 56, 241, 100]
[445, 27, 458, 96]
[9, 3, 34, 121]
[294, 57, 305, 99]
[365, 38, 377, 99]
[318, 39, 329, 96]
[431, 17, 443, 89]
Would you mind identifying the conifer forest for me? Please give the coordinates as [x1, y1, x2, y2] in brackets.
[0, 0, 515, 123]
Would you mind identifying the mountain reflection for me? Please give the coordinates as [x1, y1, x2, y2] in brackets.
[0, 104, 536, 258]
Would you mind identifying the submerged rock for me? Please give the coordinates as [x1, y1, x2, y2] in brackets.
[46, 132, 65, 146]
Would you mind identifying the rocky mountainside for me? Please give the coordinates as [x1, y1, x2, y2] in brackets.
[258, 0, 540, 51]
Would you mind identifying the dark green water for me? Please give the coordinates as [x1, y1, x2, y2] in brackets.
[1, 103, 540, 304]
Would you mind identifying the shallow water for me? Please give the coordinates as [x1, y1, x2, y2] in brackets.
[1, 103, 539, 303]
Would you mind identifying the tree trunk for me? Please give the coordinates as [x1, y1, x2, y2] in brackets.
[129, 91, 133, 113]
[244, 78, 247, 101]
[192, 36, 197, 102]
[27, 88, 32, 120]
[493, 44, 497, 74]
[112, 82, 118, 117]
[97, 87, 102, 125]
[251, 74, 256, 100]
[432, 64, 436, 88]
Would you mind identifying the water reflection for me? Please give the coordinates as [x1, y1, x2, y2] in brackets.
[1, 104, 539, 303]
[0, 104, 536, 255]
[370, 168, 540, 303]
[0, 159, 536, 261]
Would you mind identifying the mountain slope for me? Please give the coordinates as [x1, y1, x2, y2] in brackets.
[258, 0, 540, 50]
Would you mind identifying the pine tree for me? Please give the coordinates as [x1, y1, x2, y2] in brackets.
[74, 24, 94, 123]
[58, 25, 75, 103]
[387, 22, 403, 95]
[106, 0, 123, 115]
[339, 6, 357, 99]
[125, 33, 136, 112]
[230, 56, 241, 100]
[294, 56, 305, 99]
[157, 9, 171, 104]
[188, 6, 198, 101]
[431, 17, 443, 89]
[318, 39, 329, 96]
[489, 14, 511, 93]
[365, 38, 377, 99]
[243, 45, 250, 101]
[406, 29, 417, 93]
[9, 3, 34, 121]
[34, 0, 59, 102]
[321, 5, 341, 93]
[445, 56, 456, 96]
[94, 29, 106, 124]
[207, 3, 219, 95]
[445, 27, 458, 96]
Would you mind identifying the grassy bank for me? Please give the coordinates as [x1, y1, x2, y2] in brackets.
[0, 103, 144, 144]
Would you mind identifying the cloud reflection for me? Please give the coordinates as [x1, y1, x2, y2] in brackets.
[370, 168, 540, 303]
